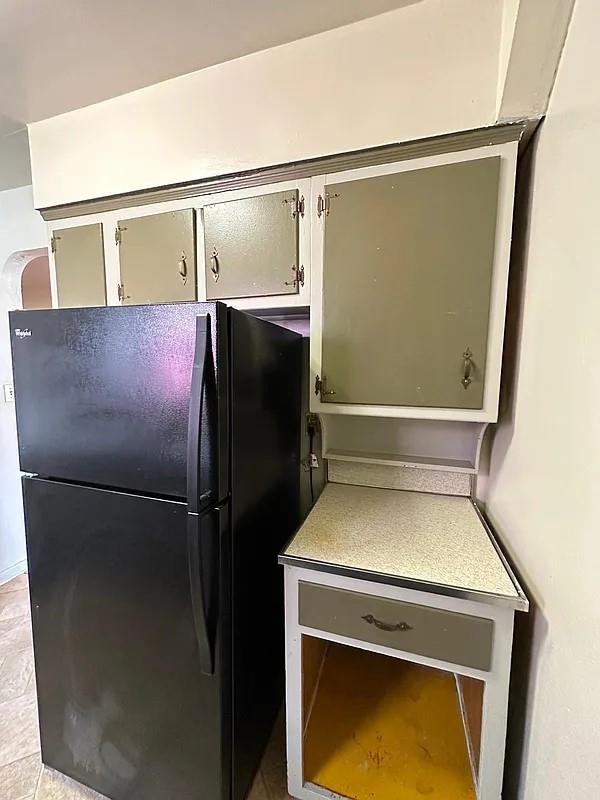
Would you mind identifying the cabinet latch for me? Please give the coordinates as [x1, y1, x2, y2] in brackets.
[315, 375, 336, 397]
[285, 265, 304, 289]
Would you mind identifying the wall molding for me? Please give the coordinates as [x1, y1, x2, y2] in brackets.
[0, 559, 27, 587]
[39, 123, 526, 221]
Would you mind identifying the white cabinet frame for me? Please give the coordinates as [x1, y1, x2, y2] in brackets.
[309, 141, 518, 422]
[284, 566, 516, 800]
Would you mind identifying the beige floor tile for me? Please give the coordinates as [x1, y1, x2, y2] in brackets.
[35, 767, 109, 800]
[0, 575, 28, 595]
[0, 590, 31, 622]
[0, 649, 34, 704]
[0, 616, 34, 659]
[261, 712, 292, 800]
[0, 684, 40, 768]
[0, 751, 41, 800]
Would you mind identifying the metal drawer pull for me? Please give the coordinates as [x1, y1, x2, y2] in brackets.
[362, 614, 413, 633]
[210, 247, 219, 282]
[462, 347, 473, 389]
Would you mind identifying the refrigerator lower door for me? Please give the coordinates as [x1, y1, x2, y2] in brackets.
[23, 477, 230, 800]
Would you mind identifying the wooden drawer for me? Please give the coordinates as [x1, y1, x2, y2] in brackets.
[298, 582, 493, 671]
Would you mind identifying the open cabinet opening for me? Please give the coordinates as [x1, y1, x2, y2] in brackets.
[302, 637, 482, 800]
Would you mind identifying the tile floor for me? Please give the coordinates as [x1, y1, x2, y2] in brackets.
[0, 573, 290, 800]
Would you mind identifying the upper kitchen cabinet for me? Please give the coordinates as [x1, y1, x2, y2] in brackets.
[311, 143, 518, 421]
[200, 184, 309, 305]
[51, 223, 107, 308]
[116, 209, 196, 305]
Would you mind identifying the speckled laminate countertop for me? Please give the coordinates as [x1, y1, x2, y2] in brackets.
[281, 483, 526, 609]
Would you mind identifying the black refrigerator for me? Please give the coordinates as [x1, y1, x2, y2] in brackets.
[9, 302, 302, 800]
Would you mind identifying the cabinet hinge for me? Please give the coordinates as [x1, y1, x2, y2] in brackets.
[315, 375, 336, 397]
[285, 195, 305, 219]
[117, 282, 130, 303]
[285, 265, 304, 289]
[50, 233, 60, 254]
[316, 192, 339, 218]
[115, 225, 124, 246]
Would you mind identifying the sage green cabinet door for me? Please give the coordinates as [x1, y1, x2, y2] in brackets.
[203, 190, 300, 299]
[117, 209, 196, 304]
[321, 157, 500, 409]
[53, 224, 106, 308]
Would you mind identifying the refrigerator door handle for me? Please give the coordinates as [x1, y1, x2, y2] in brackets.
[187, 314, 211, 514]
[187, 512, 215, 676]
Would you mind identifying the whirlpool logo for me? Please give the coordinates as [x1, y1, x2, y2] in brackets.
[14, 328, 32, 339]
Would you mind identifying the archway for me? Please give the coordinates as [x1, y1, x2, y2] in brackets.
[0, 246, 50, 586]
[1, 247, 51, 310]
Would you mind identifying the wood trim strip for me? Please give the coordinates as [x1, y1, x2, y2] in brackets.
[39, 123, 526, 221]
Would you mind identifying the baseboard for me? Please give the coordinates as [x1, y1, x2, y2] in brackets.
[0, 559, 27, 587]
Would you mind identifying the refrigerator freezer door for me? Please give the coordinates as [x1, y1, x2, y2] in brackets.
[10, 303, 229, 502]
[23, 477, 230, 800]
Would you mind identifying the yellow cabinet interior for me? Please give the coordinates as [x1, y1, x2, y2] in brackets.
[303, 638, 480, 800]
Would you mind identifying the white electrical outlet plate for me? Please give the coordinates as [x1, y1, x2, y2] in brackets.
[3, 384, 15, 403]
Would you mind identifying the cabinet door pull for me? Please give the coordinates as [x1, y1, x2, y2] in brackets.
[462, 347, 474, 389]
[178, 251, 188, 284]
[210, 247, 219, 282]
[362, 614, 413, 633]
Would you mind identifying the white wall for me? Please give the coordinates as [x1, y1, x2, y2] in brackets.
[0, 186, 47, 583]
[28, 0, 504, 208]
[497, 0, 520, 111]
[483, 1, 600, 797]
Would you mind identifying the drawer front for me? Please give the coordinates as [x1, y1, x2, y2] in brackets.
[298, 582, 493, 671]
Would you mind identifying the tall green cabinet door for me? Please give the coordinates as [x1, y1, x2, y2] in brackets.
[53, 224, 107, 308]
[117, 209, 196, 304]
[203, 190, 300, 299]
[321, 157, 501, 410]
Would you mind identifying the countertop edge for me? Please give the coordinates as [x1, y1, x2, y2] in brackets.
[278, 552, 529, 612]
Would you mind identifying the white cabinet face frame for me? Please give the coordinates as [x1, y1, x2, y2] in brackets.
[309, 141, 518, 422]
[284, 566, 516, 800]
[195, 178, 311, 310]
